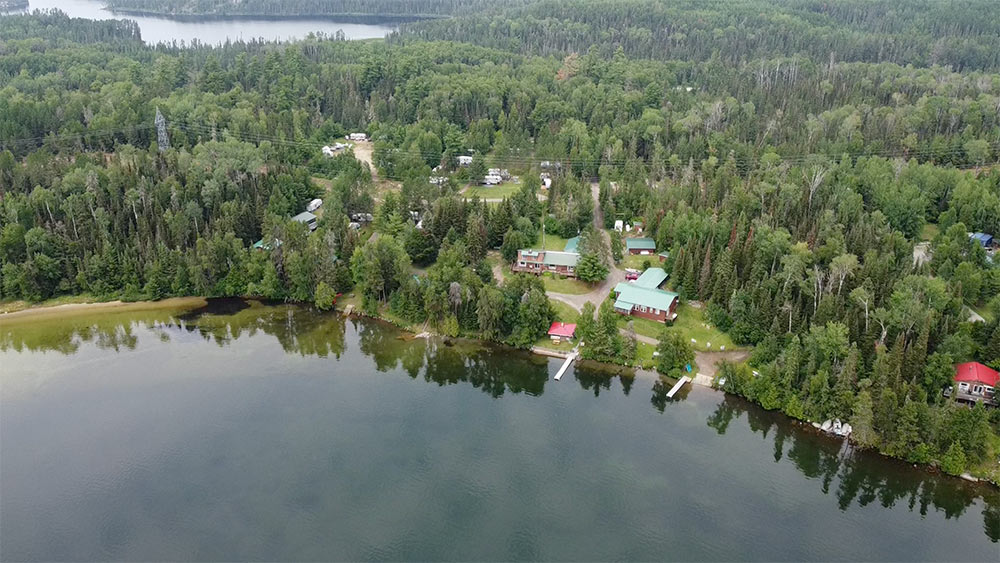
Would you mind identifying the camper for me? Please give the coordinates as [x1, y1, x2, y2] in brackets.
[483, 174, 502, 185]
[347, 133, 368, 142]
[306, 198, 323, 212]
[321, 142, 350, 157]
[457, 156, 473, 166]
[292, 211, 318, 231]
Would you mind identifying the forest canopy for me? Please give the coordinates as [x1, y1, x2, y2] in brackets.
[1, 2, 998, 476]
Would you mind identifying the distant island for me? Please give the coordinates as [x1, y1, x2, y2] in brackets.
[102, 0, 517, 19]
[0, 0, 29, 11]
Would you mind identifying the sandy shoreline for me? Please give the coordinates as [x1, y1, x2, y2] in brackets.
[0, 297, 208, 322]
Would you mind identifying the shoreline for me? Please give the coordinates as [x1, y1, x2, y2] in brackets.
[3, 295, 996, 487]
[0, 296, 208, 322]
[104, 8, 443, 24]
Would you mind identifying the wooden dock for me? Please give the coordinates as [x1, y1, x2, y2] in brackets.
[666, 375, 692, 398]
[553, 352, 578, 381]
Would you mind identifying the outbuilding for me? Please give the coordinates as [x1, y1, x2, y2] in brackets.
[625, 237, 656, 255]
[547, 322, 577, 341]
[292, 211, 318, 231]
[970, 232, 994, 248]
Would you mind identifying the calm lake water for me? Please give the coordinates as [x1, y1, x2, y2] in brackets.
[10, 0, 397, 45]
[1, 299, 998, 561]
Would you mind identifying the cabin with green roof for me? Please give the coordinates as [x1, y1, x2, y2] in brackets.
[625, 237, 656, 255]
[612, 278, 678, 323]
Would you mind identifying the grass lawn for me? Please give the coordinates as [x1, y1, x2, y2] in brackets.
[614, 300, 742, 352]
[969, 303, 996, 323]
[550, 299, 581, 322]
[619, 254, 662, 271]
[336, 292, 363, 311]
[463, 183, 521, 199]
[538, 233, 572, 251]
[920, 223, 940, 241]
[635, 342, 657, 369]
[971, 431, 1000, 482]
[311, 175, 333, 191]
[541, 273, 594, 295]
[532, 336, 577, 353]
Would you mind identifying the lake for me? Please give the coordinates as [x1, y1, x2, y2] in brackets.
[1, 299, 997, 561]
[8, 0, 397, 45]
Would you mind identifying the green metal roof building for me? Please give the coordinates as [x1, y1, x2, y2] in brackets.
[633, 267, 668, 289]
[612, 281, 679, 322]
[625, 237, 656, 254]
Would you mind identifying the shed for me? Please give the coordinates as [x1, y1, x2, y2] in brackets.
[548, 322, 577, 339]
[625, 237, 656, 254]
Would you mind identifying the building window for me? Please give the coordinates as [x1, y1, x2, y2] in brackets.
[959, 382, 970, 391]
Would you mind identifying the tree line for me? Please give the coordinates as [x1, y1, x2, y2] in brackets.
[1, 5, 998, 475]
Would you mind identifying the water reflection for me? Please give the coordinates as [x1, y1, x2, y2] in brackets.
[706, 395, 1000, 542]
[0, 299, 347, 359]
[2, 298, 997, 545]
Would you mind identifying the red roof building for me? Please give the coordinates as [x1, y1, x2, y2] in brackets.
[547, 322, 577, 339]
[954, 362, 999, 386]
[950, 362, 998, 407]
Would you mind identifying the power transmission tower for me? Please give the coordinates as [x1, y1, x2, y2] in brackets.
[155, 107, 170, 152]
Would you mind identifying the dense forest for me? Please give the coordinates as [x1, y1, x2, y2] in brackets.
[0, 2, 998, 477]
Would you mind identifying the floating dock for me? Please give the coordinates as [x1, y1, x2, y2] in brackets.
[665, 375, 692, 398]
[553, 352, 578, 381]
